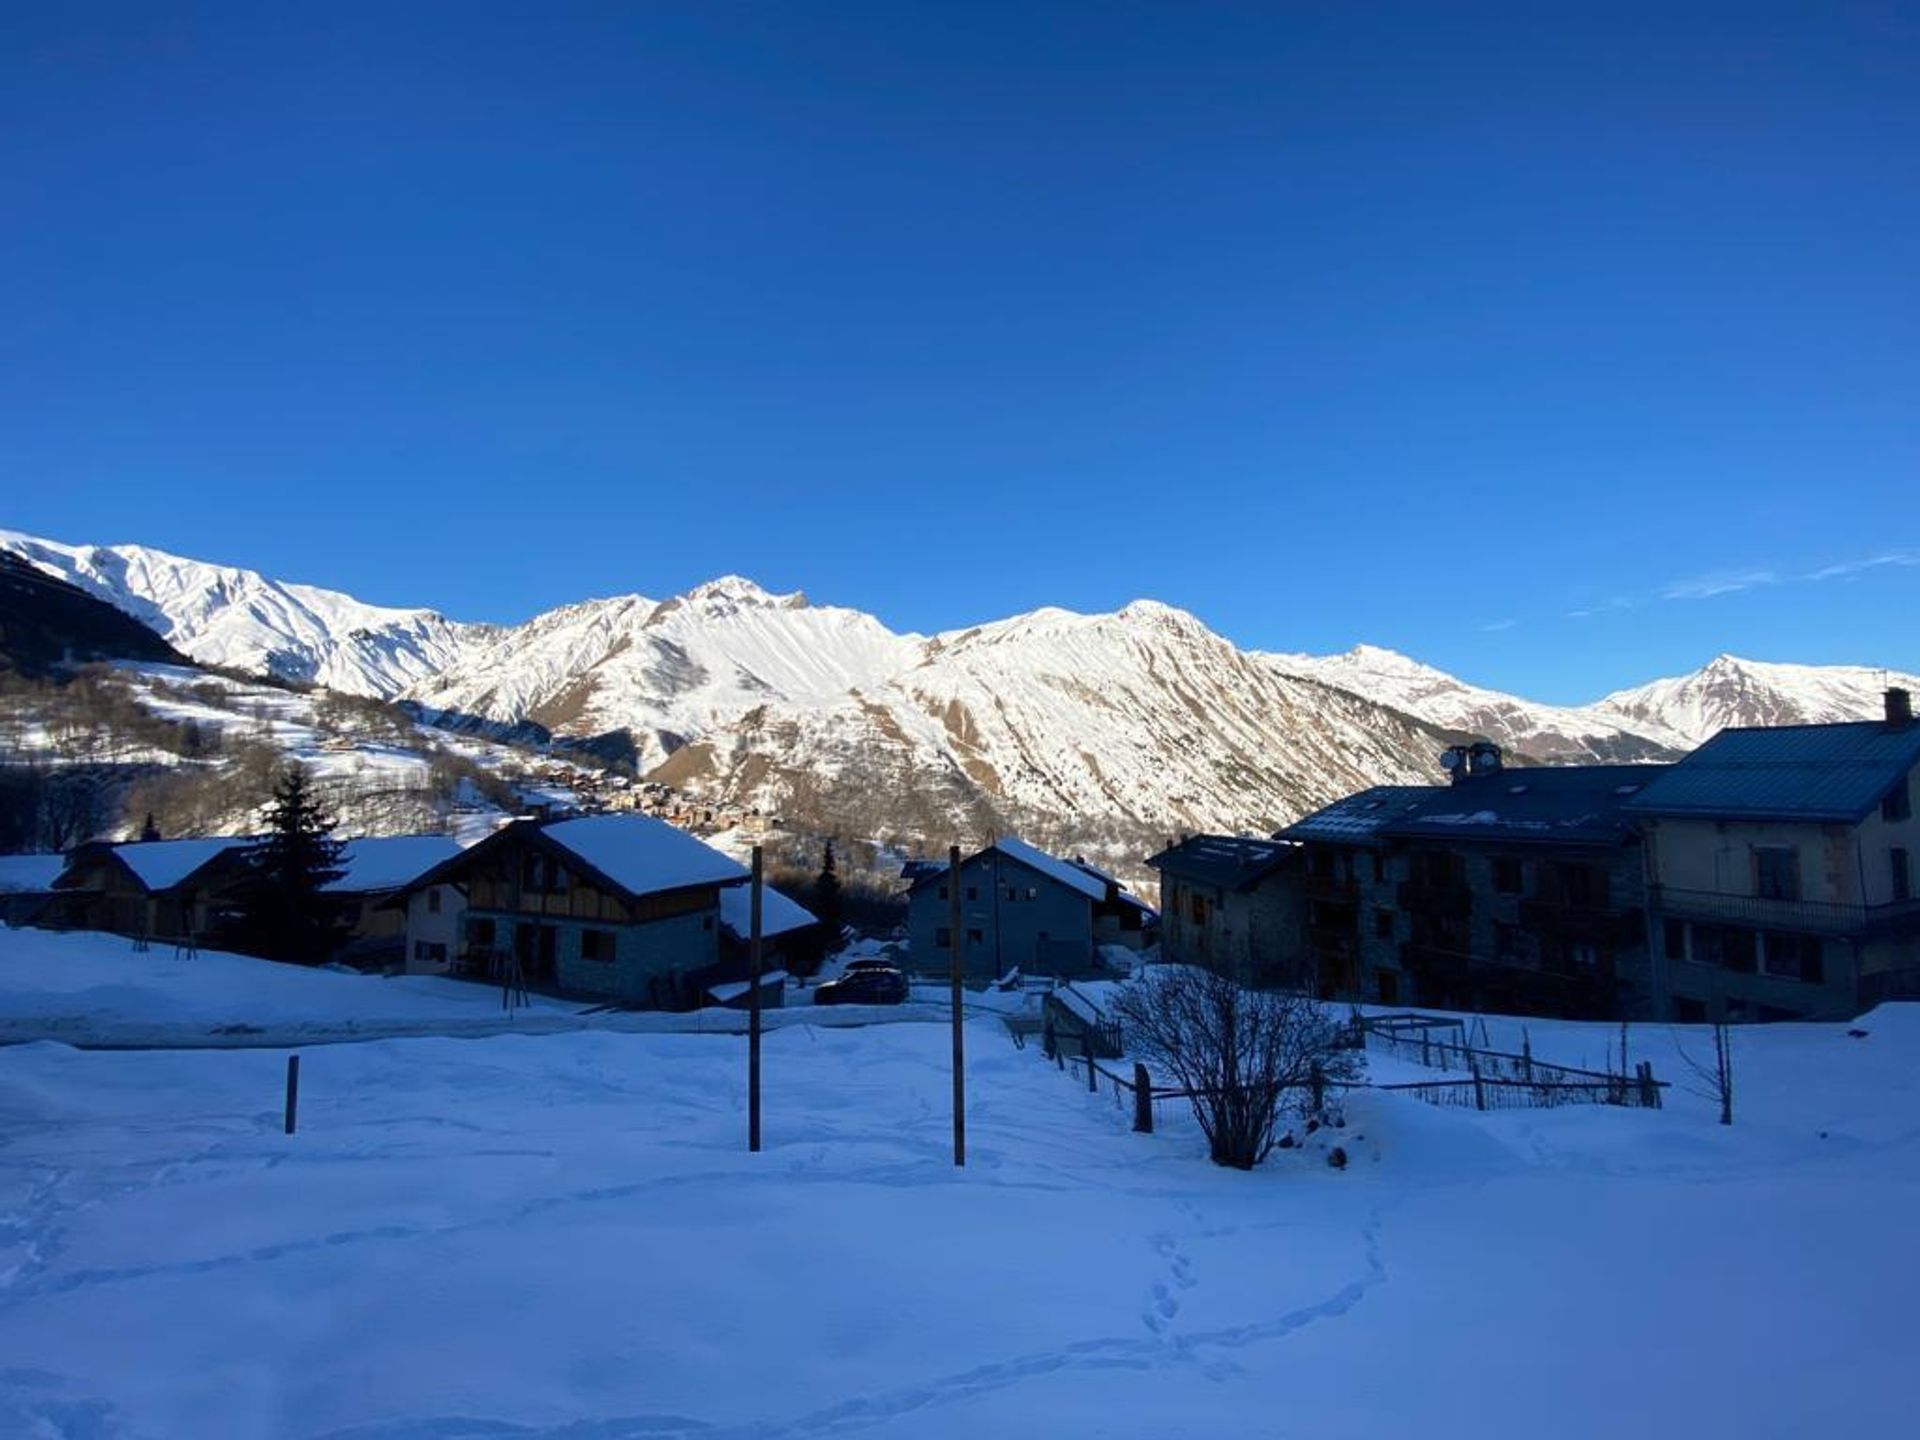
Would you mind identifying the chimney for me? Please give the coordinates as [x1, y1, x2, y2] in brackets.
[1889, 687, 1914, 730]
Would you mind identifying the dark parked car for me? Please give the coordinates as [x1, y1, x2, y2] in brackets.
[813, 963, 909, 1006]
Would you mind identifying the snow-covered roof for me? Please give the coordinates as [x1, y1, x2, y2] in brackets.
[540, 815, 748, 900]
[103, 838, 252, 893]
[0, 854, 66, 894]
[991, 836, 1109, 902]
[718, 885, 818, 941]
[325, 835, 464, 895]
[706, 970, 790, 1003]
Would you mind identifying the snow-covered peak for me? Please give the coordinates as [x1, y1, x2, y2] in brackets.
[0, 529, 480, 697]
[679, 575, 805, 611]
[1593, 654, 1920, 747]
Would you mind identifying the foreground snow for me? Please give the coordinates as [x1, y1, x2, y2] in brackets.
[1, 994, 1915, 1437]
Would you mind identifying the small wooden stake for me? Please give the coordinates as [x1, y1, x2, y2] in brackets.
[749, 845, 763, 1154]
[1133, 1062, 1153, 1134]
[284, 1053, 300, 1135]
[949, 844, 966, 1168]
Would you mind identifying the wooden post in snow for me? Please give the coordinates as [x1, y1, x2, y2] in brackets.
[749, 844, 763, 1154]
[949, 843, 966, 1168]
[284, 1053, 300, 1135]
[1133, 1062, 1153, 1134]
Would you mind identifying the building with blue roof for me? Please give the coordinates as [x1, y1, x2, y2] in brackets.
[1623, 689, 1920, 1021]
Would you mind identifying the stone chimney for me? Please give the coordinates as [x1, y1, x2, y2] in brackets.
[1888, 687, 1914, 730]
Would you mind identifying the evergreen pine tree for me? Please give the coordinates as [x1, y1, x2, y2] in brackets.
[140, 812, 161, 842]
[232, 763, 350, 964]
[811, 839, 844, 942]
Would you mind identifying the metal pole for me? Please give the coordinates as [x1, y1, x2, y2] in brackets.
[284, 1053, 300, 1135]
[749, 844, 763, 1153]
[949, 843, 966, 1167]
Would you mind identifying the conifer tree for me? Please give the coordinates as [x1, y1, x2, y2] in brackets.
[232, 764, 350, 964]
[140, 812, 161, 842]
[811, 838, 844, 941]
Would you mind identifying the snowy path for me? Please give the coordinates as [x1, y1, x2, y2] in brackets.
[2, 1006, 1917, 1438]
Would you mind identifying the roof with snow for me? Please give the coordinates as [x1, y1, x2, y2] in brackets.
[1276, 787, 1437, 844]
[1381, 766, 1666, 846]
[538, 815, 749, 899]
[0, 854, 66, 894]
[78, 837, 253, 893]
[988, 837, 1110, 901]
[324, 835, 464, 895]
[903, 836, 1110, 903]
[1146, 835, 1293, 890]
[1622, 722, 1920, 823]
[718, 885, 818, 941]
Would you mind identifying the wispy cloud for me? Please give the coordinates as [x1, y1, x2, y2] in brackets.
[1661, 570, 1781, 601]
[1567, 596, 1635, 621]
[1806, 549, 1920, 582]
[1479, 618, 1517, 633]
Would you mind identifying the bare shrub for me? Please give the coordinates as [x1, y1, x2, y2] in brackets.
[1111, 967, 1360, 1170]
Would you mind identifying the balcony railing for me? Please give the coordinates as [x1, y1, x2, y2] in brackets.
[1649, 885, 1920, 938]
[1301, 872, 1358, 902]
[1517, 899, 1644, 944]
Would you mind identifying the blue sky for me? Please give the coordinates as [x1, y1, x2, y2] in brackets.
[2, 3, 1914, 703]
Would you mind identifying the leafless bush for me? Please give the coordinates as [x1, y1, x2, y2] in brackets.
[1111, 967, 1360, 1169]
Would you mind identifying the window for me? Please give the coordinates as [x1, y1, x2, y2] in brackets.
[935, 926, 951, 948]
[1663, 919, 1687, 962]
[466, 917, 496, 951]
[1762, 932, 1823, 983]
[426, 888, 442, 915]
[966, 927, 983, 945]
[1558, 863, 1605, 907]
[1884, 778, 1913, 823]
[936, 885, 948, 901]
[1754, 846, 1799, 901]
[1492, 857, 1523, 894]
[1370, 854, 1385, 883]
[1494, 922, 1520, 960]
[1569, 942, 1600, 970]
[1894, 848, 1913, 903]
[965, 887, 978, 902]
[1374, 908, 1393, 939]
[1190, 894, 1209, 925]
[580, 928, 617, 962]
[1026, 887, 1038, 901]
[1696, 924, 1756, 974]
[412, 940, 446, 964]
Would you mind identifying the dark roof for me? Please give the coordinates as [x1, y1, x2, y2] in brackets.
[1146, 835, 1292, 890]
[904, 837, 1109, 902]
[1276, 786, 1434, 845]
[400, 816, 746, 906]
[1279, 767, 1668, 850]
[1381, 765, 1668, 847]
[1622, 722, 1920, 823]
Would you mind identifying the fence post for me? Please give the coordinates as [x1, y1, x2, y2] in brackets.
[1042, 1017, 1056, 1062]
[1470, 1055, 1486, 1111]
[1132, 1063, 1153, 1133]
[1309, 1059, 1325, 1114]
[1084, 1031, 1097, 1093]
[1522, 1032, 1533, 1083]
[283, 1053, 300, 1135]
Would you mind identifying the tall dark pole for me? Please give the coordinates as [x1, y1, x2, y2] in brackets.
[749, 844, 763, 1153]
[949, 843, 966, 1167]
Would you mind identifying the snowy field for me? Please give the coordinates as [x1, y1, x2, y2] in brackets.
[1, 971, 1915, 1438]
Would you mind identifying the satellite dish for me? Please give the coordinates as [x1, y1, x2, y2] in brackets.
[1440, 748, 1464, 772]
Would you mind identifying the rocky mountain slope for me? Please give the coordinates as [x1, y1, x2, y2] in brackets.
[0, 530, 482, 696]
[0, 552, 186, 676]
[1263, 643, 1687, 762]
[7, 527, 1914, 855]
[1593, 654, 1920, 747]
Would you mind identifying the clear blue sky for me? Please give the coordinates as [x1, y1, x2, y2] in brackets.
[2, 3, 1914, 703]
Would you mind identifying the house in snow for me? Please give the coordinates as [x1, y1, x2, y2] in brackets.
[44, 836, 256, 944]
[1622, 688, 1920, 1021]
[326, 834, 465, 969]
[392, 814, 750, 1008]
[903, 836, 1117, 981]
[717, 883, 818, 973]
[1146, 835, 1298, 988]
[0, 853, 67, 928]
[1279, 746, 1667, 1017]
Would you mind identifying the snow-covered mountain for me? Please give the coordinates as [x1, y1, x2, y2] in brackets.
[0, 531, 484, 697]
[1263, 643, 1687, 762]
[9, 525, 1915, 853]
[408, 577, 922, 768]
[1593, 654, 1920, 747]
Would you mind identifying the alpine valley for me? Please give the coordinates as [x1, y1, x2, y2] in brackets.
[5, 529, 1916, 860]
